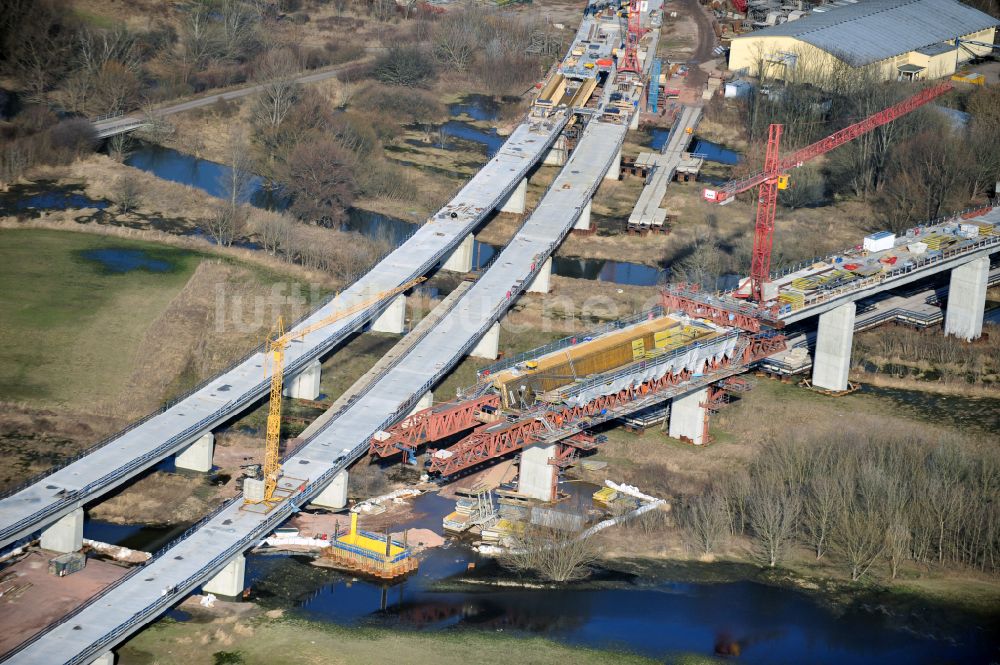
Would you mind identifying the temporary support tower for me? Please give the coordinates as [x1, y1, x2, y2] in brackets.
[618, 0, 645, 75]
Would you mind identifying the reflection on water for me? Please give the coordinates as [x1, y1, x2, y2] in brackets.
[448, 95, 502, 122]
[83, 517, 189, 553]
[649, 129, 741, 165]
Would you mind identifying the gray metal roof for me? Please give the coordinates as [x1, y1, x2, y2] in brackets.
[734, 0, 999, 66]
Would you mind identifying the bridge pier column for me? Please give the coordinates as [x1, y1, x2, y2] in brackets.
[40, 507, 83, 553]
[311, 470, 348, 510]
[408, 390, 434, 416]
[284, 359, 322, 401]
[668, 387, 709, 445]
[518, 442, 557, 502]
[175, 432, 215, 473]
[812, 302, 855, 392]
[630, 110, 640, 130]
[471, 322, 500, 360]
[543, 135, 568, 166]
[944, 256, 988, 341]
[500, 178, 528, 214]
[203, 554, 245, 598]
[91, 652, 115, 665]
[372, 294, 406, 334]
[573, 200, 593, 232]
[605, 148, 622, 181]
[443, 234, 474, 273]
[528, 257, 552, 294]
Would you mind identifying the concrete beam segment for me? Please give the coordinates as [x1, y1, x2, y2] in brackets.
[543, 135, 568, 166]
[372, 294, 406, 334]
[284, 359, 322, 401]
[519, 442, 557, 501]
[408, 391, 433, 416]
[811, 302, 856, 392]
[944, 256, 988, 341]
[175, 432, 214, 473]
[574, 200, 593, 231]
[203, 554, 245, 597]
[311, 470, 348, 510]
[470, 321, 500, 360]
[668, 387, 709, 445]
[500, 178, 528, 214]
[605, 148, 622, 181]
[443, 233, 475, 273]
[528, 257, 552, 294]
[40, 507, 83, 553]
[92, 653, 115, 665]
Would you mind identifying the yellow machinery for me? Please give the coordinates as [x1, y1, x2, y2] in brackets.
[245, 277, 425, 509]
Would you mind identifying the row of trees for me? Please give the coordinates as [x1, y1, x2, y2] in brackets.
[676, 434, 999, 580]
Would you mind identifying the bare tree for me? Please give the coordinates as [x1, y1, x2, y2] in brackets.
[833, 466, 888, 581]
[801, 475, 843, 560]
[282, 136, 357, 226]
[433, 12, 478, 72]
[107, 132, 134, 163]
[251, 210, 291, 256]
[251, 48, 300, 130]
[112, 174, 142, 214]
[747, 472, 800, 568]
[500, 513, 599, 582]
[680, 492, 730, 556]
[220, 130, 254, 215]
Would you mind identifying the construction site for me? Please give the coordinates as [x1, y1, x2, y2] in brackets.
[0, 0, 998, 661]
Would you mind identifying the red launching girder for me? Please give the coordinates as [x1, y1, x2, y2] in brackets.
[369, 394, 500, 458]
[661, 291, 768, 332]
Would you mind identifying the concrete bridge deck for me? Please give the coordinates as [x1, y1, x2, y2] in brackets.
[5, 116, 630, 665]
[0, 112, 568, 552]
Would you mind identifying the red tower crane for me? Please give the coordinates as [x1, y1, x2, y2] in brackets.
[702, 82, 953, 303]
[618, 0, 644, 75]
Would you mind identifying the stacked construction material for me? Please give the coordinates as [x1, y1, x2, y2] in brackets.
[778, 291, 805, 310]
[922, 234, 955, 251]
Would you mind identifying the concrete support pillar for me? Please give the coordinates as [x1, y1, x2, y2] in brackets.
[528, 257, 552, 294]
[944, 256, 988, 341]
[630, 109, 640, 130]
[203, 554, 245, 597]
[605, 148, 622, 181]
[500, 178, 527, 214]
[443, 234, 474, 273]
[175, 432, 215, 473]
[408, 390, 433, 416]
[284, 359, 321, 401]
[471, 321, 500, 360]
[311, 469, 348, 510]
[40, 507, 83, 553]
[668, 387, 709, 445]
[543, 135, 568, 166]
[573, 200, 593, 232]
[811, 302, 856, 392]
[518, 442, 557, 502]
[372, 294, 406, 334]
[91, 653, 115, 665]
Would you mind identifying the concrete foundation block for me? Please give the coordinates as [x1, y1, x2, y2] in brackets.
[243, 477, 266, 502]
[284, 359, 322, 401]
[443, 234, 474, 273]
[944, 256, 988, 341]
[372, 294, 406, 334]
[470, 321, 500, 360]
[528, 257, 552, 294]
[175, 432, 214, 473]
[605, 148, 622, 181]
[500, 178, 527, 215]
[573, 200, 593, 232]
[311, 469, 348, 510]
[40, 507, 83, 553]
[408, 390, 433, 416]
[812, 302, 856, 392]
[668, 387, 709, 445]
[518, 442, 557, 502]
[203, 554, 245, 597]
[543, 136, 568, 166]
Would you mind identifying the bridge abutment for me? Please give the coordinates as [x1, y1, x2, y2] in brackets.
[203, 554, 246, 598]
[812, 302, 856, 392]
[175, 433, 215, 473]
[284, 359, 322, 401]
[528, 257, 552, 294]
[311, 469, 348, 510]
[500, 178, 528, 215]
[471, 322, 501, 360]
[442, 234, 475, 273]
[40, 507, 83, 553]
[518, 442, 557, 501]
[91, 652, 115, 665]
[944, 256, 988, 341]
[668, 387, 708, 445]
[573, 200, 593, 232]
[372, 294, 407, 334]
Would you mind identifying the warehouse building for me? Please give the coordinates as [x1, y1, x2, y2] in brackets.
[729, 0, 999, 84]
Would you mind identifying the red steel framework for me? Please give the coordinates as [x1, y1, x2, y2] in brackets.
[618, 0, 644, 75]
[369, 394, 500, 459]
[426, 333, 785, 478]
[702, 83, 953, 303]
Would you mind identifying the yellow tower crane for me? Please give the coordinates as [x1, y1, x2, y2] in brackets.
[245, 277, 426, 510]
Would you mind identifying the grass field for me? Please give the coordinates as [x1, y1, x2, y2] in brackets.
[118, 612, 664, 665]
[0, 229, 202, 408]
